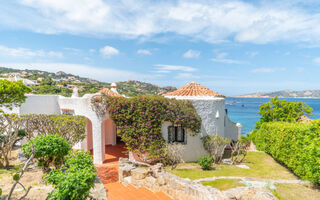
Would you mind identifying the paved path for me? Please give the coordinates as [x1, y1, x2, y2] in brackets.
[193, 176, 310, 190]
[193, 176, 310, 184]
[96, 145, 174, 200]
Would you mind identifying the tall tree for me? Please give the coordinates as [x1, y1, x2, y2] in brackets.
[0, 80, 31, 109]
[255, 96, 313, 128]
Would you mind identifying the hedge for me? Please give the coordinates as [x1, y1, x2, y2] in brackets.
[251, 120, 320, 184]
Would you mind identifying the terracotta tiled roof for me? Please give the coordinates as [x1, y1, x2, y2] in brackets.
[98, 88, 122, 97]
[61, 108, 74, 111]
[163, 82, 225, 97]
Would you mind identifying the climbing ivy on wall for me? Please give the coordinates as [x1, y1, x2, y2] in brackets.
[92, 95, 201, 158]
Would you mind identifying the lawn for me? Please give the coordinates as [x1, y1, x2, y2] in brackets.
[274, 183, 320, 200]
[201, 179, 245, 191]
[169, 151, 298, 180]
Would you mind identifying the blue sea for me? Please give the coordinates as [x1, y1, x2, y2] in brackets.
[225, 97, 320, 136]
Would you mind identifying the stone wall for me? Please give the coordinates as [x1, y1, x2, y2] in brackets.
[118, 158, 277, 200]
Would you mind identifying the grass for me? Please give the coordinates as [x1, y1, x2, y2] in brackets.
[169, 151, 298, 180]
[0, 164, 24, 175]
[201, 179, 245, 191]
[274, 183, 320, 200]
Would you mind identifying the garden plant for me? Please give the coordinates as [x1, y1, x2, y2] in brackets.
[202, 135, 230, 164]
[198, 155, 213, 170]
[22, 134, 71, 172]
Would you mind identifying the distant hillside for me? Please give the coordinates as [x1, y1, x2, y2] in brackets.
[0, 67, 176, 97]
[117, 80, 176, 97]
[238, 90, 320, 98]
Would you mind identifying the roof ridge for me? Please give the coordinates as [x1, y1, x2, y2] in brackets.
[98, 88, 122, 97]
[163, 82, 225, 97]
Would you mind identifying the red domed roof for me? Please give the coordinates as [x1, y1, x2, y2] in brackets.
[163, 82, 225, 98]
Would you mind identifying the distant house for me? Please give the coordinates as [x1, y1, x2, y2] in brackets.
[1, 74, 39, 86]
[2, 82, 240, 164]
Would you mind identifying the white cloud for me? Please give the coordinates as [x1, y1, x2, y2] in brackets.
[211, 52, 244, 64]
[99, 45, 119, 58]
[246, 51, 259, 57]
[0, 62, 145, 82]
[0, 45, 63, 58]
[2, 1, 320, 44]
[155, 64, 197, 73]
[297, 67, 304, 72]
[137, 49, 151, 55]
[251, 67, 287, 73]
[174, 73, 199, 79]
[313, 57, 320, 64]
[183, 49, 200, 58]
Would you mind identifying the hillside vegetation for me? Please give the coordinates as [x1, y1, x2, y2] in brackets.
[0, 67, 176, 97]
[239, 89, 320, 98]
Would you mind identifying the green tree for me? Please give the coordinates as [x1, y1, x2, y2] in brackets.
[255, 97, 313, 129]
[0, 80, 31, 109]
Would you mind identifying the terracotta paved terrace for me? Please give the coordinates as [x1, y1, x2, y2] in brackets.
[95, 145, 174, 200]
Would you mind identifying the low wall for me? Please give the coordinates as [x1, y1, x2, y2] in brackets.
[118, 158, 276, 200]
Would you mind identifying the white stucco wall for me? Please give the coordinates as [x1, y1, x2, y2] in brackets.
[58, 95, 108, 164]
[224, 115, 240, 141]
[161, 122, 208, 162]
[163, 96, 240, 162]
[1, 94, 108, 164]
[20, 95, 61, 115]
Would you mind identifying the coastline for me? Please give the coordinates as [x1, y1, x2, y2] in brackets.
[231, 96, 320, 99]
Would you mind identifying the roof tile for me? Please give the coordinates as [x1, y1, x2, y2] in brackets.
[98, 88, 122, 97]
[163, 82, 225, 97]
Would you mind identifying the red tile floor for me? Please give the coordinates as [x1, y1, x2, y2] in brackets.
[95, 145, 174, 200]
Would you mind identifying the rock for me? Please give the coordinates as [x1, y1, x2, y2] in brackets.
[223, 187, 277, 200]
[18, 148, 27, 162]
[244, 180, 277, 190]
[236, 164, 250, 169]
[118, 158, 135, 182]
[222, 159, 233, 165]
[149, 163, 164, 177]
[131, 168, 149, 180]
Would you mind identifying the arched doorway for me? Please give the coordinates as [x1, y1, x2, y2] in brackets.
[101, 119, 117, 146]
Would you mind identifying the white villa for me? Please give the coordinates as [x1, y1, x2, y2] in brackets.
[3, 82, 241, 164]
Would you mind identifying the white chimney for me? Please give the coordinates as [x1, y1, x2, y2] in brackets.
[111, 82, 118, 93]
[72, 87, 79, 97]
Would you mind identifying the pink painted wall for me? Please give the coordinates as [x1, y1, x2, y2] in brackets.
[102, 119, 116, 145]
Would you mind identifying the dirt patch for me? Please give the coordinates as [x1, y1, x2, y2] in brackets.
[0, 149, 53, 199]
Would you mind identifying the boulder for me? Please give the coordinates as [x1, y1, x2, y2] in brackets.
[222, 159, 233, 165]
[17, 148, 27, 162]
[131, 168, 149, 180]
[223, 187, 277, 200]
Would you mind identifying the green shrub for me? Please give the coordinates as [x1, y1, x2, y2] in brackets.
[22, 134, 71, 171]
[45, 151, 96, 200]
[198, 155, 213, 170]
[21, 114, 87, 145]
[251, 120, 320, 184]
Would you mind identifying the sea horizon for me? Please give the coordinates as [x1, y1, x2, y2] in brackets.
[226, 97, 320, 136]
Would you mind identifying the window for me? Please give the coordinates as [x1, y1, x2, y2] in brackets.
[61, 108, 74, 115]
[168, 126, 186, 144]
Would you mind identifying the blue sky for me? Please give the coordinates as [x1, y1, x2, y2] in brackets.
[0, 0, 320, 95]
